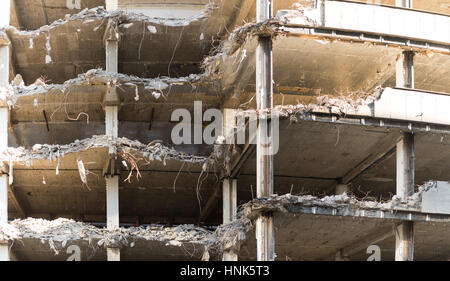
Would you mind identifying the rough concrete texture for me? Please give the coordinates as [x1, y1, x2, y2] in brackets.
[5, 218, 213, 256]
[4, 69, 203, 106]
[235, 88, 383, 119]
[202, 8, 450, 98]
[0, 222, 21, 243]
[0, 181, 443, 260]
[3, 5, 219, 84]
[12, 0, 106, 30]
[214, 181, 436, 253]
[0, 135, 211, 165]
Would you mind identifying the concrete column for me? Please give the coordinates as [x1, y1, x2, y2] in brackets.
[395, 133, 414, 261]
[395, 221, 414, 261]
[106, 0, 118, 11]
[222, 179, 237, 223]
[105, 98, 120, 261]
[106, 176, 120, 261]
[335, 249, 350, 261]
[396, 51, 414, 89]
[105, 31, 120, 260]
[222, 179, 238, 261]
[0, 175, 8, 261]
[395, 0, 412, 8]
[335, 184, 349, 195]
[223, 108, 236, 145]
[0, 8, 10, 261]
[104, 9, 120, 261]
[105, 105, 118, 139]
[255, 0, 275, 261]
[395, 49, 415, 261]
[396, 134, 415, 199]
[256, 214, 275, 261]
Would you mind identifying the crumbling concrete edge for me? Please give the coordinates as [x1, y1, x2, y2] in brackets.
[0, 218, 214, 257]
[0, 135, 213, 166]
[201, 10, 449, 79]
[2, 69, 205, 107]
[211, 181, 436, 254]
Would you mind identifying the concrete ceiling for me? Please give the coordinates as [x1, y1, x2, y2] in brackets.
[5, 137, 220, 225]
[8, 106, 450, 225]
[6, 8, 221, 84]
[235, 119, 450, 202]
[11, 233, 211, 261]
[354, 132, 450, 197]
[238, 212, 450, 261]
[12, 0, 106, 30]
[216, 30, 450, 102]
[9, 72, 220, 153]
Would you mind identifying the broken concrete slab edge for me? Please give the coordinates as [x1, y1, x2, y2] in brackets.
[0, 135, 212, 166]
[0, 218, 214, 256]
[212, 181, 438, 253]
[0, 181, 441, 258]
[2, 4, 212, 36]
[201, 18, 449, 79]
[0, 69, 215, 108]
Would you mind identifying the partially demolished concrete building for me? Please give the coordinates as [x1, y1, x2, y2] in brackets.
[0, 0, 449, 261]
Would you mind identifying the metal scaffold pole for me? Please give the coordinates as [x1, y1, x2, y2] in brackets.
[255, 0, 275, 261]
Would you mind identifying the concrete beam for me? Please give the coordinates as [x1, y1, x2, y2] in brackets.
[323, 1, 449, 44]
[331, 225, 393, 261]
[341, 133, 401, 184]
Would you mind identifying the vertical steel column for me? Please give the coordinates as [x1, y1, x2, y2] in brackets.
[255, 0, 275, 261]
[395, 51, 415, 261]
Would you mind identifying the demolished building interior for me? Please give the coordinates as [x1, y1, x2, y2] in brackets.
[0, 0, 449, 261]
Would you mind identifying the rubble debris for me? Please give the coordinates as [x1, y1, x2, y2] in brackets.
[0, 222, 21, 244]
[3, 5, 212, 36]
[0, 69, 203, 107]
[211, 181, 437, 253]
[202, 21, 285, 78]
[4, 218, 213, 256]
[0, 135, 213, 166]
[233, 87, 384, 122]
[0, 182, 440, 257]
